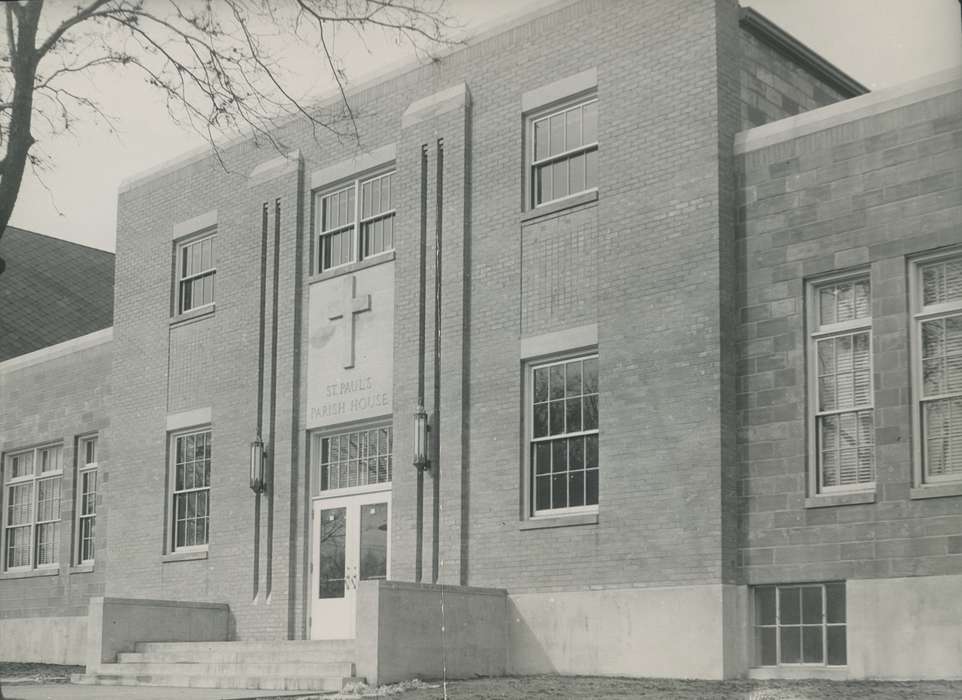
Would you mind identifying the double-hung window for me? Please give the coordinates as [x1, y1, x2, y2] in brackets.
[912, 253, 962, 484]
[170, 429, 211, 551]
[3, 444, 63, 571]
[176, 233, 215, 314]
[753, 583, 847, 667]
[316, 171, 395, 274]
[530, 98, 598, 208]
[76, 436, 97, 564]
[808, 276, 875, 493]
[529, 354, 599, 515]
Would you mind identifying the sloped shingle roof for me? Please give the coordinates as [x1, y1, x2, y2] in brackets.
[0, 226, 114, 361]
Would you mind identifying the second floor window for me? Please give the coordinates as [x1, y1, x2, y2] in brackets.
[176, 233, 216, 314]
[530, 98, 598, 208]
[316, 171, 395, 274]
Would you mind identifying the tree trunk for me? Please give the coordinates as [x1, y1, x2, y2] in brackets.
[0, 1, 43, 247]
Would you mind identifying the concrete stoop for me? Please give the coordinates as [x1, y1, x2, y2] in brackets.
[71, 640, 359, 691]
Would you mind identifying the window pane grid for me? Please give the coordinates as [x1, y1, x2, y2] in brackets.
[313, 426, 393, 494]
[811, 278, 874, 492]
[532, 99, 598, 207]
[531, 355, 599, 514]
[754, 584, 846, 667]
[3, 446, 62, 570]
[917, 257, 962, 483]
[177, 235, 216, 313]
[79, 467, 97, 562]
[316, 172, 396, 274]
[172, 430, 211, 550]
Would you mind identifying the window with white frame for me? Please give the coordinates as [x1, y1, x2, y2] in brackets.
[316, 170, 395, 274]
[753, 583, 846, 667]
[529, 98, 598, 208]
[310, 424, 393, 494]
[809, 276, 875, 493]
[529, 354, 599, 515]
[176, 233, 216, 314]
[912, 253, 962, 483]
[76, 436, 97, 564]
[3, 444, 63, 571]
[170, 429, 211, 551]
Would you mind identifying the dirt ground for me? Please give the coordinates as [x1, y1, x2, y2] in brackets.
[386, 675, 962, 700]
[0, 663, 82, 686]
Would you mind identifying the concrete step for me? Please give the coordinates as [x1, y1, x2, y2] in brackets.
[133, 640, 354, 660]
[97, 661, 355, 677]
[119, 648, 354, 664]
[72, 672, 351, 691]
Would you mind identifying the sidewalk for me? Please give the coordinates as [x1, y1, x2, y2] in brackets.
[2, 685, 323, 700]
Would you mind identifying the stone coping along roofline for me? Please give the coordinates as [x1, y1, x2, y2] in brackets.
[117, 0, 580, 195]
[0, 326, 113, 374]
[739, 7, 868, 98]
[734, 66, 962, 155]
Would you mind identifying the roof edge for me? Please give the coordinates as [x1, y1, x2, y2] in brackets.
[734, 66, 962, 155]
[739, 6, 869, 98]
[0, 327, 113, 374]
[118, 0, 581, 195]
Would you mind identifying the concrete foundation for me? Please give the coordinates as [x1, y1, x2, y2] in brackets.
[507, 584, 746, 679]
[0, 616, 87, 664]
[848, 574, 962, 680]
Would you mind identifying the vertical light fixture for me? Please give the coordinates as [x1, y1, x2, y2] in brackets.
[250, 435, 267, 493]
[413, 403, 430, 471]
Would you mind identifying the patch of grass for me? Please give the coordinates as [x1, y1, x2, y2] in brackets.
[0, 662, 83, 685]
[386, 675, 962, 700]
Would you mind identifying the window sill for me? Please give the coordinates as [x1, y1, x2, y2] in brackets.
[805, 490, 876, 508]
[70, 563, 95, 574]
[308, 250, 395, 285]
[1, 567, 60, 580]
[520, 512, 598, 530]
[911, 481, 962, 500]
[170, 304, 215, 327]
[521, 189, 598, 224]
[749, 666, 848, 680]
[162, 550, 208, 563]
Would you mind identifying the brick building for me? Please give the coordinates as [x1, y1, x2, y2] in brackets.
[2, 0, 960, 688]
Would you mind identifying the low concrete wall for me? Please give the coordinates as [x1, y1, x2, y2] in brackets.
[85, 597, 229, 672]
[356, 580, 507, 685]
[508, 584, 740, 679]
[0, 616, 87, 665]
[848, 574, 962, 680]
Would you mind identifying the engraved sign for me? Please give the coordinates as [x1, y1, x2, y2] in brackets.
[307, 263, 394, 428]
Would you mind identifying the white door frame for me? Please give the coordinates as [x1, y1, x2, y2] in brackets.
[310, 486, 391, 640]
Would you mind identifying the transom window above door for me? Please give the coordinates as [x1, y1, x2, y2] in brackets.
[316, 171, 395, 274]
[310, 424, 393, 495]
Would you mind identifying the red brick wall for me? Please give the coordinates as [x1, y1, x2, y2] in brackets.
[0, 339, 111, 621]
[737, 87, 962, 584]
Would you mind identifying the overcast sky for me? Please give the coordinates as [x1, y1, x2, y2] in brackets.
[9, 0, 962, 253]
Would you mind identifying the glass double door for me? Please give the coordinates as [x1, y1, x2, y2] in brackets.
[310, 489, 390, 639]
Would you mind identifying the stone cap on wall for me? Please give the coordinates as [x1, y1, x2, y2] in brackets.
[735, 66, 962, 155]
[0, 326, 113, 375]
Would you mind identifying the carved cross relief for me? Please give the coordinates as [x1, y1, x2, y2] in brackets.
[327, 275, 371, 369]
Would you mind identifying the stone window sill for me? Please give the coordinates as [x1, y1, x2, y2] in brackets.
[911, 481, 962, 500]
[162, 550, 208, 563]
[170, 304, 215, 327]
[805, 490, 876, 509]
[520, 512, 598, 531]
[70, 563, 95, 574]
[521, 189, 598, 224]
[308, 251, 395, 286]
[1, 567, 60, 580]
[749, 666, 848, 681]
